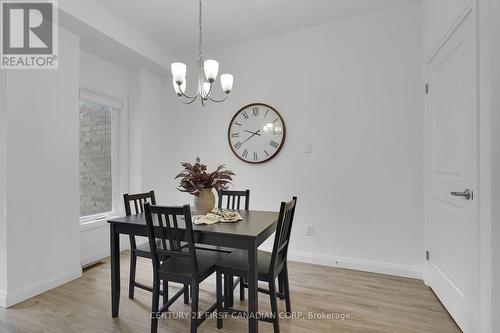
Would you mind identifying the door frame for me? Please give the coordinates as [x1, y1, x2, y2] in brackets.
[423, 3, 481, 332]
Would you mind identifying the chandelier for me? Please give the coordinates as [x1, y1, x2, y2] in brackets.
[170, 0, 233, 106]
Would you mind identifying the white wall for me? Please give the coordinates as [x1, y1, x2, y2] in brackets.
[80, 50, 129, 97]
[2, 28, 82, 307]
[0, 69, 7, 302]
[423, 0, 472, 58]
[79, 50, 130, 266]
[142, 3, 424, 278]
[136, 70, 170, 202]
[128, 67, 170, 201]
[478, 0, 500, 330]
[128, 68, 143, 193]
[486, 0, 500, 330]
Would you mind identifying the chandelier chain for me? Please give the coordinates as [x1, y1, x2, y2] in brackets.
[198, 0, 202, 59]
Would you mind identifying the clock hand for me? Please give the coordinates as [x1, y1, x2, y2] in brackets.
[240, 130, 261, 145]
[244, 130, 261, 136]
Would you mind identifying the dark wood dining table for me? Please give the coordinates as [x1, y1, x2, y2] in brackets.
[108, 209, 279, 333]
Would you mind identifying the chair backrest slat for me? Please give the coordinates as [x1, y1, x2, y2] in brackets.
[161, 214, 174, 252]
[270, 197, 297, 274]
[144, 204, 198, 277]
[218, 189, 250, 211]
[123, 191, 156, 216]
[172, 214, 182, 250]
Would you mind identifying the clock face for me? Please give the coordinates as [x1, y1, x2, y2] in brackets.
[228, 103, 286, 164]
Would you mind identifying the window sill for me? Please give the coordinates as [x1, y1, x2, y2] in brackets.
[80, 215, 119, 232]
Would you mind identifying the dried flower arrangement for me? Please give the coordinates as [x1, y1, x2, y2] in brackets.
[175, 157, 235, 196]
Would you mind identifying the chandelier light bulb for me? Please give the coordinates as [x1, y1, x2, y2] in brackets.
[171, 62, 187, 84]
[220, 74, 233, 94]
[203, 59, 219, 82]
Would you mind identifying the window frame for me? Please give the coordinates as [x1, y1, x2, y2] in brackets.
[78, 87, 128, 227]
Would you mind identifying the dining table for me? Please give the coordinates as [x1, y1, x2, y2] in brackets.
[108, 209, 279, 333]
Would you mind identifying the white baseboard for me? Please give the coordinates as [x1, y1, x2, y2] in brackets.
[0, 289, 6, 308]
[258, 245, 422, 279]
[286, 249, 422, 279]
[80, 250, 110, 267]
[0, 266, 82, 308]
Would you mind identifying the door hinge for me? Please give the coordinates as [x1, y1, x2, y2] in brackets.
[426, 250, 430, 260]
[425, 84, 429, 94]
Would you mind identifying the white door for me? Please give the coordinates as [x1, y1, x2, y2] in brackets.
[426, 9, 477, 333]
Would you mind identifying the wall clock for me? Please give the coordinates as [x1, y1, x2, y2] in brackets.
[228, 103, 286, 164]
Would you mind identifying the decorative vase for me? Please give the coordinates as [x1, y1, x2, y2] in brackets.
[193, 188, 216, 215]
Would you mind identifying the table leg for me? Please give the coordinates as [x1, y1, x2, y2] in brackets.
[247, 241, 258, 333]
[110, 224, 120, 317]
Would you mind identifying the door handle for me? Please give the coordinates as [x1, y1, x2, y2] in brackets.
[450, 189, 472, 200]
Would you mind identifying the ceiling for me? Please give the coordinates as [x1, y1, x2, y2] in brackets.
[94, 0, 418, 56]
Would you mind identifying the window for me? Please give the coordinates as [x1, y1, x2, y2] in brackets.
[79, 88, 126, 223]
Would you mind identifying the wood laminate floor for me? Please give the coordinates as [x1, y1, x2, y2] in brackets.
[0, 251, 461, 333]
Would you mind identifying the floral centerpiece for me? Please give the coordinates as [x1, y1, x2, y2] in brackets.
[175, 157, 235, 215]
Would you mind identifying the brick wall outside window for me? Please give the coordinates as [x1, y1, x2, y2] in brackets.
[79, 101, 112, 217]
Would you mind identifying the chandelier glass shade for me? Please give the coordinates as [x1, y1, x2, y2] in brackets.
[171, 0, 233, 106]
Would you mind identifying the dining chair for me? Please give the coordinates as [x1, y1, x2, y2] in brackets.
[217, 189, 250, 210]
[124, 191, 190, 305]
[123, 191, 158, 299]
[216, 189, 250, 305]
[144, 203, 227, 333]
[215, 197, 297, 333]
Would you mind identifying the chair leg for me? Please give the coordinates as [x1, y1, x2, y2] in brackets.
[151, 280, 160, 333]
[282, 263, 291, 314]
[223, 274, 230, 309]
[162, 280, 169, 311]
[278, 273, 284, 297]
[228, 276, 234, 307]
[128, 236, 137, 299]
[190, 282, 199, 333]
[240, 278, 245, 301]
[216, 272, 224, 329]
[269, 280, 280, 333]
[184, 284, 190, 304]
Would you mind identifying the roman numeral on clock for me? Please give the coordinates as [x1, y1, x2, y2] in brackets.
[253, 152, 258, 161]
[242, 149, 248, 158]
[252, 106, 259, 116]
[231, 133, 239, 138]
[264, 149, 270, 157]
[242, 111, 249, 119]
[234, 122, 242, 127]
[234, 142, 242, 150]
[270, 140, 280, 149]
